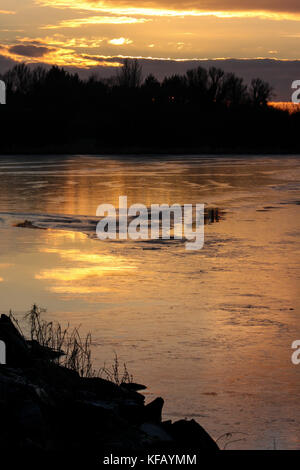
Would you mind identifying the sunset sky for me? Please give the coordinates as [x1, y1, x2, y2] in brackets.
[1, 0, 300, 98]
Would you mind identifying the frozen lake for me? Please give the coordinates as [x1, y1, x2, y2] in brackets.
[0, 154, 299, 449]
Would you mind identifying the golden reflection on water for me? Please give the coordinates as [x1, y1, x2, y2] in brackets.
[0, 156, 300, 449]
[50, 285, 111, 294]
[40, 157, 242, 215]
[36, 265, 135, 281]
[36, 242, 137, 297]
[0, 263, 14, 282]
[43, 230, 87, 243]
[40, 247, 135, 265]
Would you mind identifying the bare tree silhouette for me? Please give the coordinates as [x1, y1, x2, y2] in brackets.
[249, 78, 274, 106]
[116, 59, 142, 88]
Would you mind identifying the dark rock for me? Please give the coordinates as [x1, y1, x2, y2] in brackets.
[27, 340, 65, 361]
[118, 400, 145, 425]
[162, 419, 172, 426]
[80, 376, 145, 404]
[121, 382, 147, 391]
[144, 397, 164, 423]
[25, 361, 80, 390]
[0, 314, 31, 366]
[14, 220, 46, 229]
[65, 399, 122, 433]
[118, 396, 164, 425]
[163, 419, 219, 451]
[18, 400, 46, 443]
[0, 314, 219, 456]
[80, 376, 127, 399]
[140, 423, 173, 443]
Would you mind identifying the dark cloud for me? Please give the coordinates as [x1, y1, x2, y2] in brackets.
[95, 0, 300, 14]
[0, 53, 16, 74]
[9, 44, 54, 58]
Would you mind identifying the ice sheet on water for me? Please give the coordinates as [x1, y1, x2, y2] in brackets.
[0, 211, 98, 234]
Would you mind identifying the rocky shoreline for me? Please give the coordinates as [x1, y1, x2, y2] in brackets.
[0, 313, 219, 461]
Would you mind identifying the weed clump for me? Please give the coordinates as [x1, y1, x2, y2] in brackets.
[10, 304, 133, 383]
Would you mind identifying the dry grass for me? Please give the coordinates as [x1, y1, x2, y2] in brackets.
[9, 304, 133, 383]
[22, 304, 95, 377]
[99, 353, 133, 385]
[25, 304, 68, 353]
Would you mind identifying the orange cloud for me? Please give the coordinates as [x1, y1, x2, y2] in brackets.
[108, 37, 133, 45]
[42, 15, 149, 29]
[0, 42, 123, 67]
[19, 36, 105, 48]
[35, 0, 300, 21]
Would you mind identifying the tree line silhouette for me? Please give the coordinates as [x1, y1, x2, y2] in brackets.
[0, 59, 299, 153]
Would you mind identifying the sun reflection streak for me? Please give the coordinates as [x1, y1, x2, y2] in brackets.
[41, 247, 134, 265]
[42, 231, 87, 243]
[36, 265, 135, 281]
[36, 245, 137, 296]
[50, 285, 111, 293]
[0, 10, 15, 15]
